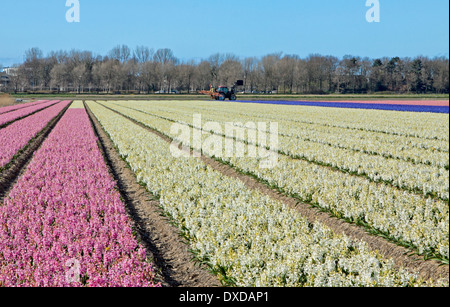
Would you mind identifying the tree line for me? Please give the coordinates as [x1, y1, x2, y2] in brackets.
[2, 45, 449, 95]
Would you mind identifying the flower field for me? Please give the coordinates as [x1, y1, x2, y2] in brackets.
[237, 100, 449, 113]
[0, 99, 448, 287]
[86, 100, 448, 286]
[0, 100, 48, 116]
[0, 101, 71, 169]
[94, 100, 449, 262]
[0, 102, 159, 287]
[0, 100, 59, 127]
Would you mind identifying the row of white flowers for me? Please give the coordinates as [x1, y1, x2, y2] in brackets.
[98, 101, 449, 261]
[124, 99, 449, 141]
[213, 101, 448, 141]
[106, 100, 449, 201]
[87, 101, 445, 287]
[156, 101, 449, 168]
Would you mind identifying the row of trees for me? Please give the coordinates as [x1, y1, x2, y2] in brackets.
[2, 45, 449, 94]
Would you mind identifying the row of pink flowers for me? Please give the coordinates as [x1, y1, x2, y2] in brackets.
[0, 100, 48, 115]
[0, 100, 59, 127]
[0, 101, 71, 169]
[0, 107, 160, 287]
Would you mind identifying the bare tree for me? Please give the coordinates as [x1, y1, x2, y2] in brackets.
[109, 45, 131, 63]
[134, 46, 154, 63]
[261, 53, 282, 93]
[305, 54, 338, 93]
[7, 46, 449, 95]
[337, 55, 364, 93]
[323, 56, 339, 93]
[177, 61, 196, 93]
[50, 63, 69, 92]
[384, 56, 403, 92]
[154, 48, 176, 66]
[121, 59, 139, 92]
[93, 58, 120, 93]
[71, 64, 87, 93]
[140, 61, 159, 93]
[242, 57, 258, 93]
[165, 62, 178, 93]
[433, 57, 449, 94]
[218, 57, 242, 86]
[153, 48, 177, 92]
[208, 53, 225, 87]
[278, 55, 298, 93]
[294, 58, 308, 93]
[195, 61, 212, 91]
[23, 47, 44, 91]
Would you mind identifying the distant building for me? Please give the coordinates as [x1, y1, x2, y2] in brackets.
[3, 67, 18, 76]
[0, 74, 10, 90]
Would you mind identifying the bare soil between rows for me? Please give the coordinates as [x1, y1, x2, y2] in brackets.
[93, 101, 449, 284]
[0, 94, 15, 108]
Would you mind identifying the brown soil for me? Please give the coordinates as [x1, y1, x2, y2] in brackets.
[85, 103, 222, 287]
[95, 102, 448, 285]
[0, 94, 15, 108]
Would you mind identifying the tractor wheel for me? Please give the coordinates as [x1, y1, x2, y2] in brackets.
[219, 93, 226, 101]
[230, 94, 237, 101]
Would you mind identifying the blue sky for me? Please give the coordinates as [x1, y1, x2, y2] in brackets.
[0, 0, 448, 66]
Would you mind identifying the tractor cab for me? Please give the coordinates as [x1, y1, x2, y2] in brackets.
[216, 86, 236, 101]
[218, 86, 229, 94]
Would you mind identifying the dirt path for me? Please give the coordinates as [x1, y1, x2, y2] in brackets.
[85, 102, 222, 287]
[0, 94, 15, 108]
[93, 101, 448, 284]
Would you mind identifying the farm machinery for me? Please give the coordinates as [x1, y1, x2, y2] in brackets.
[199, 80, 244, 101]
